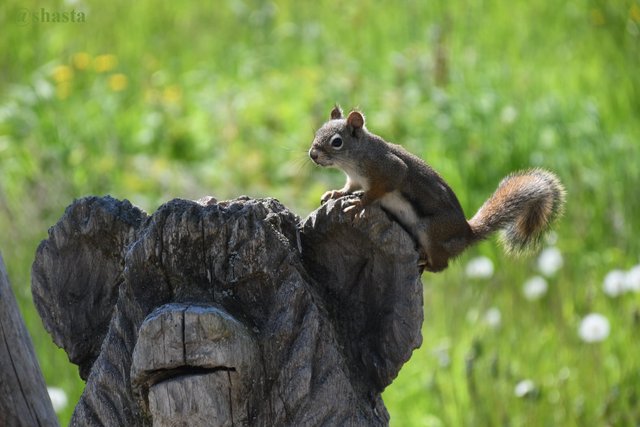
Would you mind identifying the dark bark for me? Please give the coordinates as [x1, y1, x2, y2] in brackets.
[0, 253, 59, 427]
[31, 195, 424, 426]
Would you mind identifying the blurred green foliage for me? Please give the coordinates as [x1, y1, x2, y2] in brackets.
[1, 0, 639, 425]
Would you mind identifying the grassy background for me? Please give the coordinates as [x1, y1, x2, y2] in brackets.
[1, 0, 639, 425]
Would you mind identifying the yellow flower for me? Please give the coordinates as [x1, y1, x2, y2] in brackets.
[56, 82, 71, 100]
[72, 52, 91, 70]
[590, 9, 605, 26]
[52, 65, 73, 83]
[94, 54, 118, 73]
[108, 73, 128, 92]
[96, 155, 116, 174]
[631, 3, 640, 23]
[162, 85, 182, 104]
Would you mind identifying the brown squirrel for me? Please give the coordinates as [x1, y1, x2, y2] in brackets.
[309, 106, 566, 272]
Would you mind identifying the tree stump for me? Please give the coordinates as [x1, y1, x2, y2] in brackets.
[0, 253, 59, 427]
[31, 195, 424, 426]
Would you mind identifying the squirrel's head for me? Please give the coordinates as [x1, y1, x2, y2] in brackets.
[309, 106, 366, 168]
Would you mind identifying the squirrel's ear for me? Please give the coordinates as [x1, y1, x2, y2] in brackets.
[346, 110, 365, 130]
[330, 105, 343, 120]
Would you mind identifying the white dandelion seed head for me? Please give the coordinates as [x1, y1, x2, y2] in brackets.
[603, 269, 627, 297]
[578, 313, 610, 343]
[500, 105, 518, 125]
[47, 386, 68, 413]
[523, 276, 548, 301]
[624, 265, 640, 293]
[484, 307, 502, 329]
[432, 345, 451, 368]
[478, 92, 497, 113]
[558, 367, 571, 381]
[514, 379, 536, 398]
[537, 247, 563, 277]
[465, 256, 494, 279]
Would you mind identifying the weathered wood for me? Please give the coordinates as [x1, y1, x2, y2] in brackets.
[31, 196, 147, 380]
[31, 195, 424, 426]
[0, 253, 59, 427]
[301, 197, 424, 391]
[130, 303, 259, 426]
[148, 371, 233, 427]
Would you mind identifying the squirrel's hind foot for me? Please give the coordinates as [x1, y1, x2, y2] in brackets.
[418, 249, 449, 273]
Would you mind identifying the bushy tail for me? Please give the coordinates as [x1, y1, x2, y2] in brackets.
[468, 169, 566, 254]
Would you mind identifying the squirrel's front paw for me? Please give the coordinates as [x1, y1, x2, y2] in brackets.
[343, 199, 366, 219]
[321, 190, 345, 204]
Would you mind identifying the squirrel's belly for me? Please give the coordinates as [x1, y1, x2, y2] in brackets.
[380, 191, 419, 228]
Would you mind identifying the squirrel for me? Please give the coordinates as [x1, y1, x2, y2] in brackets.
[309, 106, 566, 273]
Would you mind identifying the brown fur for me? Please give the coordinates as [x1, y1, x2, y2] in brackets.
[469, 169, 566, 254]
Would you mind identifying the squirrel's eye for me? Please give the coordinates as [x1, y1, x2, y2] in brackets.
[330, 134, 343, 149]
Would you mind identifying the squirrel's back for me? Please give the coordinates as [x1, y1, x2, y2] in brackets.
[385, 141, 468, 217]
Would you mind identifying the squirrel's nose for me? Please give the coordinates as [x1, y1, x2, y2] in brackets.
[309, 148, 318, 161]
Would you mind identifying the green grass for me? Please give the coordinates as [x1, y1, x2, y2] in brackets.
[1, 0, 639, 425]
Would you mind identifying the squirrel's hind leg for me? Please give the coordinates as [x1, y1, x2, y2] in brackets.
[418, 215, 475, 272]
[416, 229, 450, 272]
[419, 248, 450, 272]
